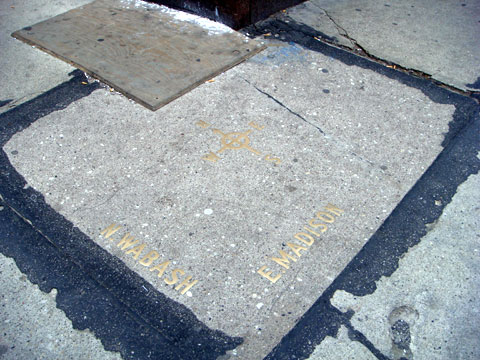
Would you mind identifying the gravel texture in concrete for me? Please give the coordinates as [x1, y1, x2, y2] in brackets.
[2, 1, 479, 359]
[4, 42, 456, 358]
[288, 0, 480, 91]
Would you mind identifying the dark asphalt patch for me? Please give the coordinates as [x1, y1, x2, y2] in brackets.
[466, 76, 480, 90]
[0, 71, 242, 360]
[0, 99, 13, 108]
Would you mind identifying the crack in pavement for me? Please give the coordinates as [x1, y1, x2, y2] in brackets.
[241, 77, 325, 135]
[241, 77, 378, 168]
[308, 2, 355, 48]
[245, 12, 479, 103]
[310, 3, 372, 55]
[70, 188, 122, 216]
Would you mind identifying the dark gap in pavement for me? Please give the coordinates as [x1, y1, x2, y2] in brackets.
[466, 76, 480, 90]
[0, 99, 13, 108]
[266, 93, 479, 360]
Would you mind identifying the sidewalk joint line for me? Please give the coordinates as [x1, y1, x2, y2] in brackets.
[0, 194, 174, 344]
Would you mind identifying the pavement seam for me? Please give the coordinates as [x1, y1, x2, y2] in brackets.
[256, 40, 480, 356]
[2, 11, 479, 359]
[0, 195, 166, 340]
[0, 154, 242, 359]
[0, 74, 243, 359]
[0, 194, 191, 359]
[295, 19, 480, 103]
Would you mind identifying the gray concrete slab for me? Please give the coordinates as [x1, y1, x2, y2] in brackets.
[331, 169, 480, 360]
[288, 0, 480, 91]
[0, 254, 122, 360]
[246, 43, 454, 191]
[4, 41, 457, 358]
[0, 0, 93, 114]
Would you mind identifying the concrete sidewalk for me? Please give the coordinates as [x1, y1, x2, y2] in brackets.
[1, 1, 479, 359]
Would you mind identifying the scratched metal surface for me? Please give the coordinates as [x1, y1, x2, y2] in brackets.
[12, 0, 265, 110]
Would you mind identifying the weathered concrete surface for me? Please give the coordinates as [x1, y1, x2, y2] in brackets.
[0, 0, 92, 114]
[331, 170, 480, 360]
[4, 42, 456, 358]
[288, 0, 480, 91]
[307, 326, 376, 360]
[246, 43, 453, 190]
[0, 254, 122, 360]
[1, 1, 479, 359]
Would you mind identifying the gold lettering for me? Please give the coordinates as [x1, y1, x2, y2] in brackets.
[117, 233, 139, 250]
[202, 151, 220, 162]
[196, 120, 211, 128]
[287, 242, 307, 257]
[249, 121, 265, 130]
[165, 268, 185, 285]
[175, 276, 199, 294]
[260, 204, 344, 282]
[139, 250, 160, 266]
[271, 250, 297, 269]
[125, 243, 145, 259]
[257, 265, 281, 283]
[325, 204, 344, 216]
[150, 260, 170, 278]
[316, 211, 335, 223]
[100, 224, 122, 239]
[308, 219, 328, 232]
[264, 154, 282, 165]
[294, 232, 315, 246]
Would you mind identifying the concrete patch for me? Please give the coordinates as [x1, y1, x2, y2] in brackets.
[331, 171, 480, 360]
[288, 0, 480, 91]
[2, 42, 459, 357]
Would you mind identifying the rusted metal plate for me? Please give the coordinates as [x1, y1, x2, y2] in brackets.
[12, 0, 265, 110]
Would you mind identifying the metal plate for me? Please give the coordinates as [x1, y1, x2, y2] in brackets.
[12, 0, 265, 110]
